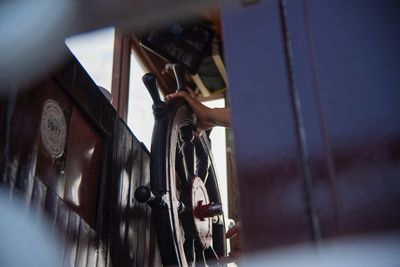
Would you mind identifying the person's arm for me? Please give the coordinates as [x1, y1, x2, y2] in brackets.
[209, 107, 231, 128]
[166, 90, 231, 130]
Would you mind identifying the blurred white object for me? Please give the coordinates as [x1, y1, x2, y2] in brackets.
[0, 0, 75, 88]
[0, 0, 232, 89]
[0, 190, 63, 267]
[240, 233, 400, 267]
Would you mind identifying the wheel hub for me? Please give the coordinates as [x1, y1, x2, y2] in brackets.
[191, 176, 212, 249]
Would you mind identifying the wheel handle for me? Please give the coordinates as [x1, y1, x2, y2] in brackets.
[134, 186, 162, 206]
[193, 202, 223, 221]
[142, 73, 165, 116]
[171, 63, 185, 92]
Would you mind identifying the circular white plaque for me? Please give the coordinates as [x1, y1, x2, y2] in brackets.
[40, 99, 67, 158]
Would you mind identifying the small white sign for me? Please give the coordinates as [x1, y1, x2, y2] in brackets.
[40, 99, 67, 158]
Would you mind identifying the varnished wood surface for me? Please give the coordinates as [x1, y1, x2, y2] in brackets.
[112, 30, 131, 122]
[222, 0, 400, 253]
[0, 47, 161, 267]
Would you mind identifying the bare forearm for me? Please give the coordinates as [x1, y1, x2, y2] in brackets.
[166, 90, 231, 130]
[209, 107, 231, 128]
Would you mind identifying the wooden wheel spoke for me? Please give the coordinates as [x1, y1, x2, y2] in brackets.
[195, 247, 207, 267]
[204, 246, 222, 266]
[180, 120, 196, 183]
[194, 138, 209, 181]
[176, 145, 188, 186]
[182, 141, 195, 179]
[183, 235, 196, 266]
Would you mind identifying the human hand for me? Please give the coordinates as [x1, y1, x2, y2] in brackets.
[164, 63, 231, 131]
[166, 90, 216, 132]
[220, 222, 242, 263]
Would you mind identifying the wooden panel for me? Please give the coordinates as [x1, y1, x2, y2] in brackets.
[55, 199, 70, 262]
[222, 0, 400, 253]
[297, 0, 400, 234]
[97, 239, 108, 267]
[12, 125, 36, 200]
[54, 56, 115, 137]
[108, 120, 130, 267]
[148, 217, 163, 267]
[33, 80, 74, 198]
[140, 149, 152, 267]
[140, 149, 160, 267]
[44, 188, 60, 237]
[13, 102, 39, 202]
[120, 126, 134, 266]
[0, 90, 9, 173]
[0, 48, 160, 267]
[29, 177, 48, 222]
[126, 139, 142, 267]
[222, 0, 313, 252]
[281, 0, 341, 238]
[135, 148, 147, 267]
[112, 30, 131, 121]
[86, 229, 99, 267]
[75, 219, 90, 267]
[0, 88, 26, 188]
[131, 37, 178, 95]
[63, 210, 80, 267]
[63, 104, 104, 228]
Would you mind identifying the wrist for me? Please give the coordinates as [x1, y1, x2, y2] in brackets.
[209, 108, 224, 127]
[202, 107, 215, 127]
[212, 107, 231, 128]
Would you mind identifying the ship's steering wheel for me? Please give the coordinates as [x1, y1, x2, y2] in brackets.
[135, 64, 226, 266]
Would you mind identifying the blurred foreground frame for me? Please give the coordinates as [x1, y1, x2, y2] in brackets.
[0, 0, 232, 89]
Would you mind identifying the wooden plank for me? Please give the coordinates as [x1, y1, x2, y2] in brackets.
[111, 30, 131, 122]
[86, 228, 99, 267]
[75, 219, 90, 267]
[31, 80, 74, 199]
[44, 189, 60, 237]
[96, 239, 108, 267]
[53, 48, 117, 266]
[55, 199, 70, 264]
[54, 53, 115, 137]
[29, 178, 48, 223]
[120, 131, 134, 266]
[141, 151, 152, 267]
[63, 105, 104, 228]
[126, 139, 142, 267]
[221, 0, 313, 251]
[107, 120, 126, 267]
[120, 128, 133, 267]
[135, 149, 147, 267]
[131, 36, 177, 95]
[148, 217, 163, 267]
[63, 210, 80, 267]
[2, 87, 37, 193]
[296, 0, 400, 234]
[0, 87, 18, 186]
[282, 0, 344, 238]
[222, 0, 400, 254]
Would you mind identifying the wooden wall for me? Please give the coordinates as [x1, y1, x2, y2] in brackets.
[0, 49, 162, 266]
[222, 0, 400, 253]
